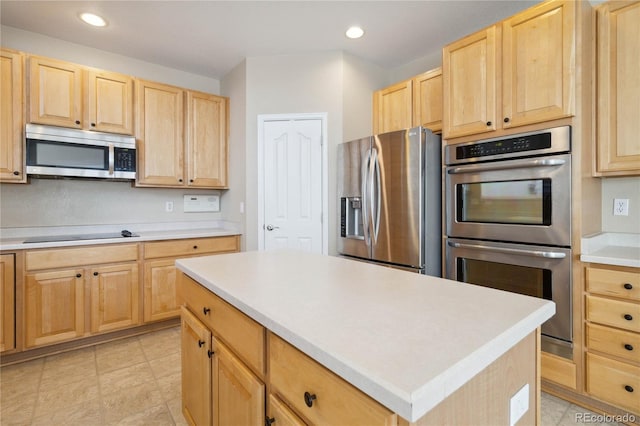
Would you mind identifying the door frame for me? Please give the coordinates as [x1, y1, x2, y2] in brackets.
[257, 113, 328, 254]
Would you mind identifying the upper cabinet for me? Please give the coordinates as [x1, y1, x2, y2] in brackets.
[0, 48, 25, 183]
[373, 67, 443, 134]
[595, 1, 640, 176]
[136, 80, 229, 189]
[28, 55, 133, 135]
[443, 0, 576, 140]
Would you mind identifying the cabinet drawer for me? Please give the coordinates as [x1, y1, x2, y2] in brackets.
[179, 273, 265, 376]
[587, 323, 640, 363]
[587, 295, 640, 332]
[586, 352, 640, 415]
[587, 267, 640, 301]
[269, 333, 396, 426]
[26, 244, 138, 270]
[144, 236, 238, 259]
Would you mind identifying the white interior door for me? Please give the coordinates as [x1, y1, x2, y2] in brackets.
[263, 119, 323, 253]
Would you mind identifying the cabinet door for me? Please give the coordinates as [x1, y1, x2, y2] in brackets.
[28, 56, 83, 128]
[267, 394, 306, 426]
[86, 69, 134, 135]
[212, 338, 265, 426]
[90, 263, 139, 333]
[0, 254, 15, 352]
[187, 91, 228, 188]
[144, 259, 180, 322]
[412, 68, 443, 133]
[443, 26, 497, 139]
[502, 0, 575, 128]
[25, 269, 85, 348]
[596, 1, 640, 174]
[181, 306, 212, 426]
[0, 49, 25, 183]
[136, 79, 185, 186]
[373, 79, 412, 134]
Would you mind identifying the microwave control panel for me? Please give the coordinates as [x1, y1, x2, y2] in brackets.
[115, 148, 136, 172]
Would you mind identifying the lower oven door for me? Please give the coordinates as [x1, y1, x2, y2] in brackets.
[446, 237, 572, 358]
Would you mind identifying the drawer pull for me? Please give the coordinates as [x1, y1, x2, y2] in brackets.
[203, 307, 211, 315]
[198, 339, 205, 348]
[624, 344, 634, 351]
[624, 283, 633, 290]
[625, 385, 634, 393]
[193, 245, 198, 249]
[624, 314, 633, 321]
[208, 349, 214, 358]
[265, 417, 275, 426]
[93, 272, 99, 276]
[76, 273, 82, 278]
[304, 391, 317, 407]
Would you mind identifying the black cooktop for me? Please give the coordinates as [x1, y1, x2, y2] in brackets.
[23, 230, 139, 243]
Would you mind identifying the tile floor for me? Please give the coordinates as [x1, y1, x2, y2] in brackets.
[0, 326, 623, 425]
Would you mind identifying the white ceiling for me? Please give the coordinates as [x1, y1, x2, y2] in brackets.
[1, 1, 539, 80]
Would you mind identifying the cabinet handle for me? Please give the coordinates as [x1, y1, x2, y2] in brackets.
[624, 344, 634, 351]
[13, 171, 19, 176]
[203, 307, 211, 315]
[304, 391, 317, 407]
[193, 245, 198, 249]
[624, 314, 633, 321]
[198, 339, 204, 348]
[76, 273, 82, 278]
[93, 272, 99, 276]
[265, 417, 276, 426]
[75, 120, 81, 125]
[208, 349, 214, 358]
[91, 123, 96, 127]
[190, 179, 194, 183]
[624, 283, 633, 290]
[504, 117, 510, 123]
[486, 121, 492, 126]
[625, 385, 634, 393]
[178, 179, 183, 182]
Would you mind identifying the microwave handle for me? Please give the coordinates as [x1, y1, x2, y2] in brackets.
[447, 240, 567, 259]
[447, 158, 566, 174]
[108, 144, 114, 175]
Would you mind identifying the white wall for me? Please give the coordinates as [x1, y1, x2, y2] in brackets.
[600, 177, 640, 234]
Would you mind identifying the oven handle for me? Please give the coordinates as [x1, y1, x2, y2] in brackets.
[447, 241, 567, 259]
[447, 158, 566, 174]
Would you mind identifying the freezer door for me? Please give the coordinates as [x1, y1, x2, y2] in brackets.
[370, 128, 424, 268]
[337, 137, 371, 259]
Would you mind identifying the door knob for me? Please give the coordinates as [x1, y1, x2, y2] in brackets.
[266, 224, 280, 231]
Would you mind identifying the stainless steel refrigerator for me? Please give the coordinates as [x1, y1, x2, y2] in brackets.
[337, 126, 441, 276]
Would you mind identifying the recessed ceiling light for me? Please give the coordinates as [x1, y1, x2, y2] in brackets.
[345, 26, 364, 39]
[79, 12, 107, 27]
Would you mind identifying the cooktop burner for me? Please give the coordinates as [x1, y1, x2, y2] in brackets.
[23, 230, 139, 243]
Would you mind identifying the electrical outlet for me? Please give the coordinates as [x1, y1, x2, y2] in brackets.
[165, 201, 174, 212]
[509, 383, 529, 426]
[613, 199, 629, 216]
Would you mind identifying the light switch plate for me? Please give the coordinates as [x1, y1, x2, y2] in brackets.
[184, 195, 220, 212]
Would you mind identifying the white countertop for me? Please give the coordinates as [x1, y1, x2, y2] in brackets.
[176, 250, 554, 421]
[0, 220, 241, 251]
[581, 233, 640, 268]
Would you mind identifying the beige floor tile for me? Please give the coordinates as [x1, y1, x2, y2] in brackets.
[139, 327, 181, 361]
[40, 356, 98, 389]
[0, 391, 38, 425]
[0, 358, 43, 390]
[101, 381, 164, 423]
[156, 371, 181, 402]
[31, 397, 103, 426]
[166, 397, 189, 426]
[541, 392, 571, 426]
[99, 361, 156, 396]
[109, 403, 174, 426]
[148, 351, 181, 379]
[96, 339, 147, 374]
[558, 404, 625, 426]
[34, 376, 100, 418]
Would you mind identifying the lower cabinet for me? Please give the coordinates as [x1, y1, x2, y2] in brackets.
[1, 253, 16, 352]
[90, 263, 139, 333]
[267, 394, 306, 426]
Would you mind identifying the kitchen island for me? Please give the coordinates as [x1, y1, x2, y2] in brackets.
[176, 250, 555, 425]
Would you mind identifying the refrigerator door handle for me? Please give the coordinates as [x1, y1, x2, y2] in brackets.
[361, 148, 371, 247]
[372, 148, 381, 243]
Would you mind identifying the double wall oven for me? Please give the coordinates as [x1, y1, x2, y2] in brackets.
[445, 126, 573, 358]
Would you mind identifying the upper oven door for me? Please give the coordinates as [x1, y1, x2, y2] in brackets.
[446, 153, 571, 246]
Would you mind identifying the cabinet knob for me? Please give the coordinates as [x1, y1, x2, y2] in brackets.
[625, 385, 634, 393]
[486, 121, 492, 126]
[178, 179, 183, 183]
[624, 283, 633, 290]
[91, 123, 96, 127]
[203, 307, 211, 315]
[304, 391, 317, 407]
[198, 339, 205, 348]
[624, 344, 634, 351]
[193, 245, 198, 249]
[190, 179, 194, 183]
[75, 120, 81, 125]
[504, 117, 510, 123]
[265, 417, 276, 426]
[76, 273, 82, 278]
[208, 349, 214, 358]
[93, 272, 99, 276]
[12, 171, 19, 176]
[624, 314, 633, 321]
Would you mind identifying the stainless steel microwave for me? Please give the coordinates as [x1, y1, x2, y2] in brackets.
[25, 124, 136, 180]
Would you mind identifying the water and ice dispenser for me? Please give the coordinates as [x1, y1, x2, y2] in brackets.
[340, 197, 364, 239]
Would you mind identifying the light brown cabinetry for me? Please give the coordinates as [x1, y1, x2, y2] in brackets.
[143, 236, 240, 323]
[28, 55, 133, 134]
[373, 67, 442, 134]
[0, 49, 25, 183]
[584, 264, 640, 415]
[24, 244, 139, 348]
[443, 0, 576, 140]
[179, 273, 265, 426]
[595, 1, 640, 175]
[0, 254, 16, 352]
[136, 80, 229, 188]
[267, 394, 306, 426]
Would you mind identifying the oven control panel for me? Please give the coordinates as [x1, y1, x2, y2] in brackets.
[456, 133, 551, 160]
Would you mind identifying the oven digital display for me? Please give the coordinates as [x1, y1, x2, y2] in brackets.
[456, 132, 552, 160]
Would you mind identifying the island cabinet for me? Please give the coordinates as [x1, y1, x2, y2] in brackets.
[443, 0, 576, 140]
[142, 235, 240, 323]
[594, 1, 640, 175]
[27, 55, 133, 134]
[24, 244, 139, 348]
[0, 254, 16, 352]
[179, 273, 265, 426]
[584, 264, 640, 415]
[0, 48, 25, 183]
[136, 79, 229, 189]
